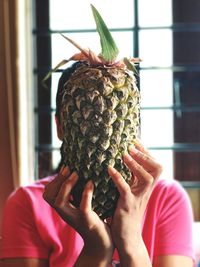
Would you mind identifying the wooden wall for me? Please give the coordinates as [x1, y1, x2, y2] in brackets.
[0, 0, 19, 234]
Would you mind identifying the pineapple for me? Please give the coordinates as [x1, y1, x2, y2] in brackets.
[50, 5, 140, 219]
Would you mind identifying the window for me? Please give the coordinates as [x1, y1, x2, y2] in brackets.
[33, 0, 200, 219]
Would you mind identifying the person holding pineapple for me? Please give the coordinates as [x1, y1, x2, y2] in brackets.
[0, 5, 194, 267]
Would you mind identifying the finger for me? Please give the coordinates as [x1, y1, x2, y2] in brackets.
[128, 147, 162, 176]
[43, 166, 70, 205]
[80, 180, 94, 212]
[133, 139, 151, 156]
[53, 172, 80, 228]
[123, 153, 154, 187]
[108, 166, 131, 196]
[54, 172, 78, 209]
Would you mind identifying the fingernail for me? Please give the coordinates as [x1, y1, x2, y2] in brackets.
[129, 146, 138, 155]
[123, 152, 133, 162]
[86, 180, 94, 189]
[60, 165, 69, 176]
[59, 165, 65, 173]
[69, 171, 78, 180]
[108, 165, 117, 174]
[134, 138, 141, 144]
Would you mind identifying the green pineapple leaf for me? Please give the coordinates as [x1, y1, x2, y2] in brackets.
[91, 4, 119, 63]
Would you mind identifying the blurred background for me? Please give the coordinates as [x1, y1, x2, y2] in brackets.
[0, 0, 200, 261]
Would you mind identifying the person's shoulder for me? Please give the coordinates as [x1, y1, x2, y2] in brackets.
[7, 174, 57, 204]
[30, 174, 57, 188]
[150, 178, 191, 211]
[153, 178, 186, 196]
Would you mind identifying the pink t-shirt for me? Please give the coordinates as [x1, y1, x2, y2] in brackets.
[0, 176, 194, 266]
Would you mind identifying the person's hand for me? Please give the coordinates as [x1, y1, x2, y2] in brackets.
[108, 140, 162, 265]
[43, 167, 114, 265]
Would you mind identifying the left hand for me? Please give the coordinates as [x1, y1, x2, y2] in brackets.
[43, 167, 114, 262]
[108, 141, 163, 253]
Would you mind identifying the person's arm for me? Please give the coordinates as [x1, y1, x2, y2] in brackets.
[116, 235, 152, 267]
[43, 167, 114, 267]
[108, 141, 161, 267]
[108, 140, 193, 267]
[0, 258, 48, 267]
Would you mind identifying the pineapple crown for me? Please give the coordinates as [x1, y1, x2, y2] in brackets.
[44, 4, 140, 82]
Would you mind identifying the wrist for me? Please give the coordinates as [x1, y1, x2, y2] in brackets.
[115, 229, 142, 253]
[84, 243, 114, 258]
[117, 237, 152, 267]
[74, 245, 113, 267]
[83, 231, 114, 258]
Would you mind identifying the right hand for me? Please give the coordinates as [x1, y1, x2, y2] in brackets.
[107, 141, 162, 267]
[43, 166, 114, 262]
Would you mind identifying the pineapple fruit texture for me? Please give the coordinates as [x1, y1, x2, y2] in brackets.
[60, 62, 140, 219]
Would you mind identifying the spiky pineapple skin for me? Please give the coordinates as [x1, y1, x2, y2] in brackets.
[60, 62, 140, 219]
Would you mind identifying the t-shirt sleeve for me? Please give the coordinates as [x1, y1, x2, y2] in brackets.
[154, 180, 194, 259]
[0, 187, 49, 259]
